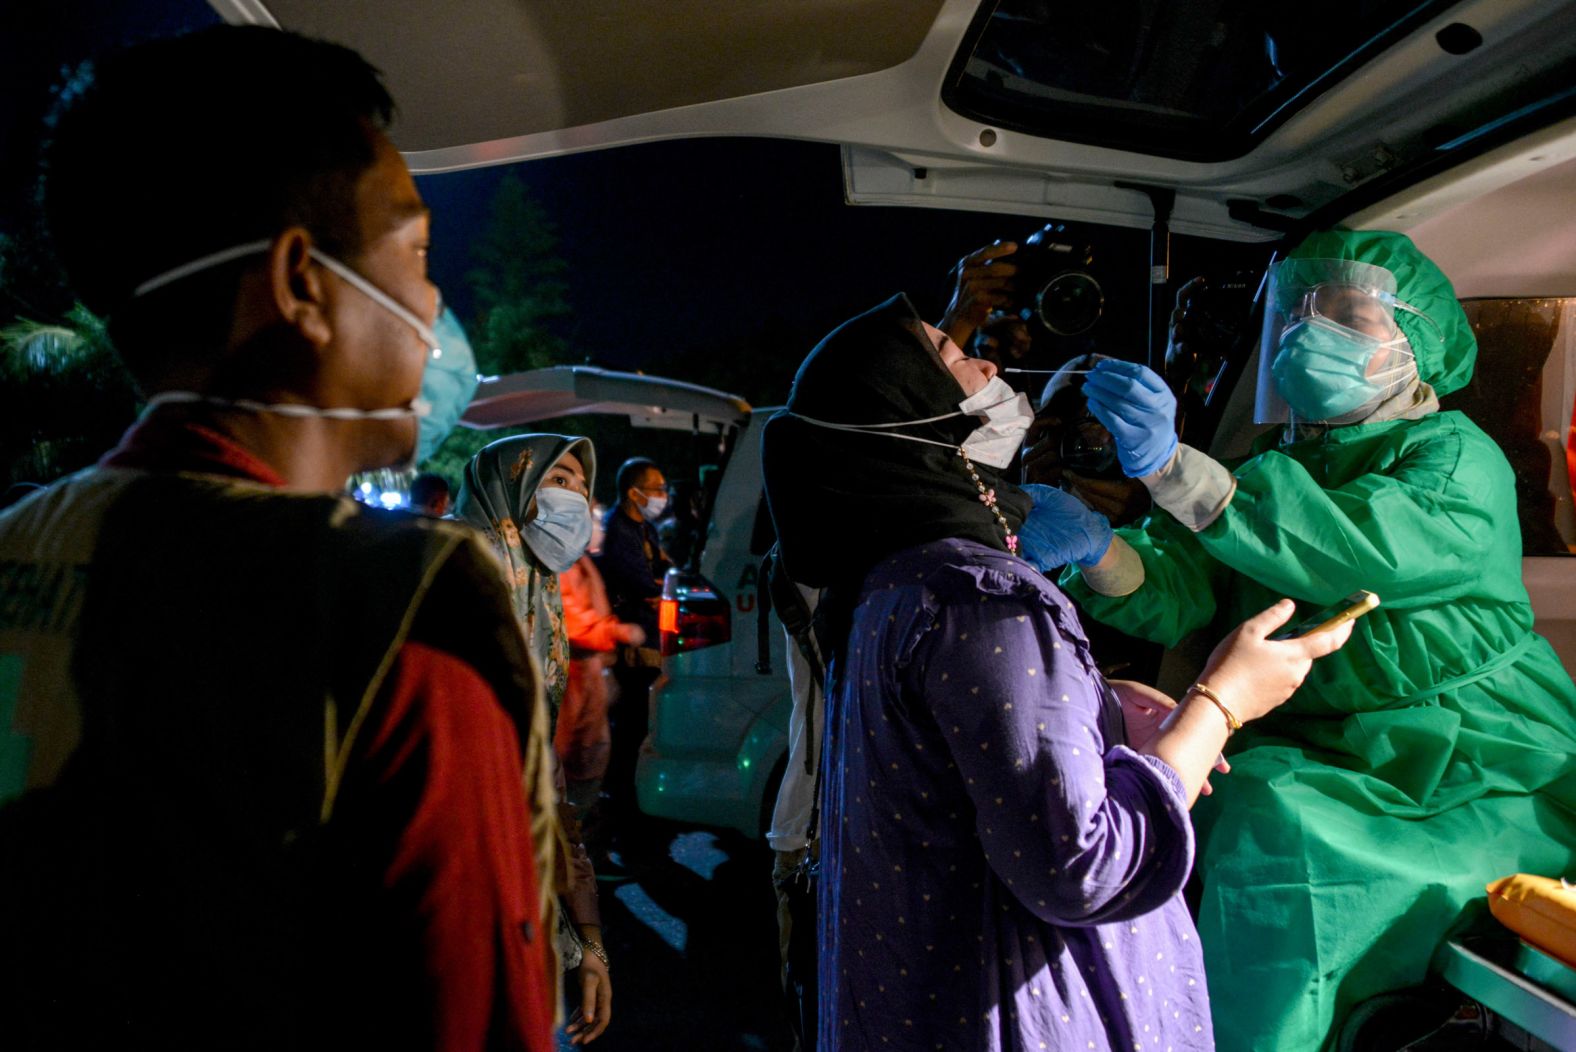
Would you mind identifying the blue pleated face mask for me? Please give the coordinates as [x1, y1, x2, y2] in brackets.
[1271, 319, 1412, 423]
[1255, 261, 1439, 426]
[415, 305, 480, 464]
[523, 487, 594, 573]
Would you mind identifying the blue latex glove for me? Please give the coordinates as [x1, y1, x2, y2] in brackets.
[1081, 359, 1178, 478]
[1017, 484, 1114, 571]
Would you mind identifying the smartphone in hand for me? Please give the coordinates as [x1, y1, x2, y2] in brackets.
[1271, 591, 1380, 640]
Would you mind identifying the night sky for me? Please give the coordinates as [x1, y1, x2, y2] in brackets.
[416, 140, 1166, 388]
[3, 1, 1267, 411]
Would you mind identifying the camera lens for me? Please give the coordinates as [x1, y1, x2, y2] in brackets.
[1060, 414, 1119, 475]
[1036, 272, 1104, 336]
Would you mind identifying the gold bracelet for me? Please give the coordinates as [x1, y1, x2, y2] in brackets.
[580, 938, 610, 971]
[1188, 682, 1241, 734]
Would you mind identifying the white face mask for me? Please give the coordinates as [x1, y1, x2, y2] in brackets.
[523, 487, 594, 574]
[638, 493, 669, 521]
[132, 240, 439, 429]
[956, 377, 1034, 469]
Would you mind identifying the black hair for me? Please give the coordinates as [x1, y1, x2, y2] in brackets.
[39, 25, 395, 388]
[408, 472, 450, 506]
[615, 457, 660, 502]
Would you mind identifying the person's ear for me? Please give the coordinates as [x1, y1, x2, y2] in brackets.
[266, 227, 333, 350]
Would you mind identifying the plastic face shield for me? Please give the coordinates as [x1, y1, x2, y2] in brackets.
[1253, 257, 1430, 425]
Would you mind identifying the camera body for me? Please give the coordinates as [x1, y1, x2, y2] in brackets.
[1186, 269, 1261, 352]
[1039, 380, 1126, 481]
[1164, 267, 1264, 397]
[1011, 225, 1103, 337]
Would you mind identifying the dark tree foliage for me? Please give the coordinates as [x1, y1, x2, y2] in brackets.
[0, 230, 139, 486]
[464, 173, 573, 376]
[417, 174, 578, 486]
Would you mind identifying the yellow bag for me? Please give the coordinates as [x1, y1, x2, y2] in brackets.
[1487, 873, 1576, 968]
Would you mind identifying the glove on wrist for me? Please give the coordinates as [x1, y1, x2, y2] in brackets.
[1017, 484, 1114, 571]
[1082, 359, 1179, 478]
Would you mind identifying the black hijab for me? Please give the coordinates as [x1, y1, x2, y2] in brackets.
[762, 294, 1033, 593]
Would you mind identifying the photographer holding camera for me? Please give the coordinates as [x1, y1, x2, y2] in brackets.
[937, 240, 1019, 353]
[933, 228, 1155, 559]
[1163, 272, 1263, 440]
[943, 226, 1111, 384]
[1006, 225, 1106, 342]
[1022, 354, 1152, 527]
[975, 224, 1151, 528]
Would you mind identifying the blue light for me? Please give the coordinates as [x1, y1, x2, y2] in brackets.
[612, 883, 688, 954]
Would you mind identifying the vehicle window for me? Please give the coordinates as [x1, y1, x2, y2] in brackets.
[942, 0, 1458, 160]
[1446, 298, 1576, 556]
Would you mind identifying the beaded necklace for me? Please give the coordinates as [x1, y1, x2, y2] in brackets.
[959, 447, 1018, 555]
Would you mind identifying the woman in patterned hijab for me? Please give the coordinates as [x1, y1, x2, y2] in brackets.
[457, 432, 596, 715]
[455, 432, 613, 1043]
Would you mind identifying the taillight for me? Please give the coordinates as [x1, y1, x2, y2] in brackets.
[658, 568, 731, 657]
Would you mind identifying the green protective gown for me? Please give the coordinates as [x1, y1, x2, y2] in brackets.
[1061, 230, 1576, 1051]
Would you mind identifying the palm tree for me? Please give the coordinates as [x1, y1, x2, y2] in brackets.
[0, 305, 139, 486]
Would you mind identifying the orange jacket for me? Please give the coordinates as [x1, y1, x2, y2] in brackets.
[560, 554, 643, 654]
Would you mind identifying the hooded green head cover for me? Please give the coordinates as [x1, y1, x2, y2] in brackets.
[1288, 229, 1477, 397]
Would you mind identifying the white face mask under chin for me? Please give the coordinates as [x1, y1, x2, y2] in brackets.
[956, 377, 1033, 469]
[132, 240, 440, 436]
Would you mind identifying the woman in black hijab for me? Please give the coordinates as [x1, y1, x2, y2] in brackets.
[761, 294, 1350, 1052]
[763, 295, 1033, 597]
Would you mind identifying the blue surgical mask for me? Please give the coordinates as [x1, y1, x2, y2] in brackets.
[523, 487, 593, 573]
[1271, 320, 1406, 422]
[416, 305, 480, 463]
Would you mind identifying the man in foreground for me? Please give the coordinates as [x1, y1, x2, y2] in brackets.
[0, 25, 556, 1050]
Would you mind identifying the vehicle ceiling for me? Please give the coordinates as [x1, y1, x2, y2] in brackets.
[212, 0, 1576, 282]
[214, 0, 945, 153]
[1344, 126, 1576, 298]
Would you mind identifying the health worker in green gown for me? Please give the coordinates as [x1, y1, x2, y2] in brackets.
[1058, 229, 1576, 1051]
